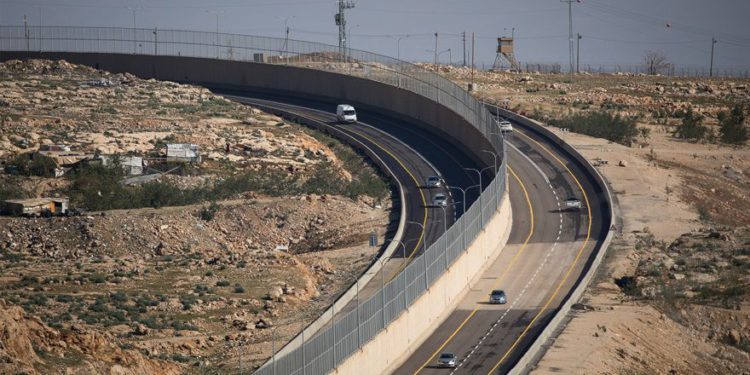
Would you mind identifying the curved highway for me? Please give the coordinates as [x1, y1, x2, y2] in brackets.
[222, 93, 607, 375]
[395, 119, 607, 374]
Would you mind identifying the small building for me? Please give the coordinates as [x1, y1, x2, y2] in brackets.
[166, 144, 201, 163]
[38, 151, 90, 166]
[1, 197, 69, 216]
[95, 155, 145, 176]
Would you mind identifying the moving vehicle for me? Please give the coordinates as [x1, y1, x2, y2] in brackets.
[426, 176, 442, 188]
[336, 104, 357, 123]
[564, 197, 582, 210]
[498, 120, 513, 132]
[489, 289, 507, 304]
[437, 353, 458, 368]
[432, 193, 448, 207]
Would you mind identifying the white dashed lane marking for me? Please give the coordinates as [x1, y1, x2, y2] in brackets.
[449, 183, 565, 374]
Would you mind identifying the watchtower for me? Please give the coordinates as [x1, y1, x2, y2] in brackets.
[492, 37, 520, 71]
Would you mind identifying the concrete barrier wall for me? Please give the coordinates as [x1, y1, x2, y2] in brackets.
[0, 52, 495, 169]
[335, 191, 512, 375]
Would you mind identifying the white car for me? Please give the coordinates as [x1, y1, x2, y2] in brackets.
[432, 193, 448, 207]
[498, 120, 513, 132]
[565, 197, 582, 210]
[336, 104, 357, 124]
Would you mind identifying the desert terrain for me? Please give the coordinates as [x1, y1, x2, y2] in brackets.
[0, 59, 393, 374]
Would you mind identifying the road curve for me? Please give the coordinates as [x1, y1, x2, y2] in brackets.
[223, 93, 603, 375]
[395, 121, 607, 375]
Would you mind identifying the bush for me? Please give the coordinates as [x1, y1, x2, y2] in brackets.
[233, 284, 245, 293]
[216, 280, 230, 287]
[6, 153, 57, 177]
[672, 108, 708, 141]
[198, 201, 220, 221]
[549, 111, 639, 146]
[718, 105, 748, 145]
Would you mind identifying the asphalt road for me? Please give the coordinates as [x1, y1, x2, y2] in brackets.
[224, 92, 607, 375]
[394, 123, 607, 375]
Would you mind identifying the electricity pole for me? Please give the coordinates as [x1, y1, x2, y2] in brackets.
[462, 31, 467, 67]
[709, 37, 717, 77]
[576, 33, 582, 73]
[335, 0, 355, 59]
[434, 32, 438, 66]
[561, 0, 576, 79]
[470, 32, 475, 91]
[126, 7, 138, 54]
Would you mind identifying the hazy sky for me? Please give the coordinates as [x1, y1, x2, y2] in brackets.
[1, 0, 749, 72]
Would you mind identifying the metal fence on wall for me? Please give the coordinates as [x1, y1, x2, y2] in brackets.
[0, 26, 508, 375]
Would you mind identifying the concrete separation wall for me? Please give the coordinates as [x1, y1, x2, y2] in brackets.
[0, 52, 496, 170]
[335, 191, 512, 375]
[494, 110, 615, 375]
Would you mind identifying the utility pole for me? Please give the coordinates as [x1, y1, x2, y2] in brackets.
[434, 32, 438, 66]
[35, 6, 41, 52]
[560, 0, 576, 80]
[24, 15, 29, 52]
[335, 0, 355, 59]
[126, 7, 138, 54]
[576, 33, 582, 73]
[462, 31, 467, 67]
[470, 32, 475, 91]
[710, 37, 717, 77]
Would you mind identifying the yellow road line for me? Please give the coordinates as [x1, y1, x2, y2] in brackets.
[413, 165, 534, 374]
[485, 130, 593, 374]
[341, 127, 428, 278]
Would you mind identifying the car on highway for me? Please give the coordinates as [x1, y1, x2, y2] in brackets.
[564, 197, 582, 210]
[489, 289, 507, 304]
[432, 193, 448, 207]
[426, 175, 442, 188]
[498, 120, 513, 132]
[336, 104, 357, 123]
[437, 352, 458, 368]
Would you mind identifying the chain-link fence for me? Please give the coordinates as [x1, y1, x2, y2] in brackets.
[0, 26, 508, 374]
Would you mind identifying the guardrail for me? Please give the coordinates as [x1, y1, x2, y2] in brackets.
[0, 26, 508, 375]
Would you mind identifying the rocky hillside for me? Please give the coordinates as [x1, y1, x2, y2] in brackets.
[0, 59, 394, 373]
[0, 299, 181, 375]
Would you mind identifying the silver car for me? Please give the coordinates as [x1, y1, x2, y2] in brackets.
[426, 176, 442, 188]
[432, 193, 448, 207]
[437, 352, 457, 368]
[489, 289, 507, 304]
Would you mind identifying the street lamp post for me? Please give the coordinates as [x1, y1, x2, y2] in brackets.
[206, 10, 223, 59]
[347, 24, 360, 61]
[406, 220, 427, 291]
[397, 35, 409, 61]
[481, 149, 499, 173]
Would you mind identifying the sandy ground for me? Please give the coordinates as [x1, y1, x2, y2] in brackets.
[529, 122, 750, 374]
